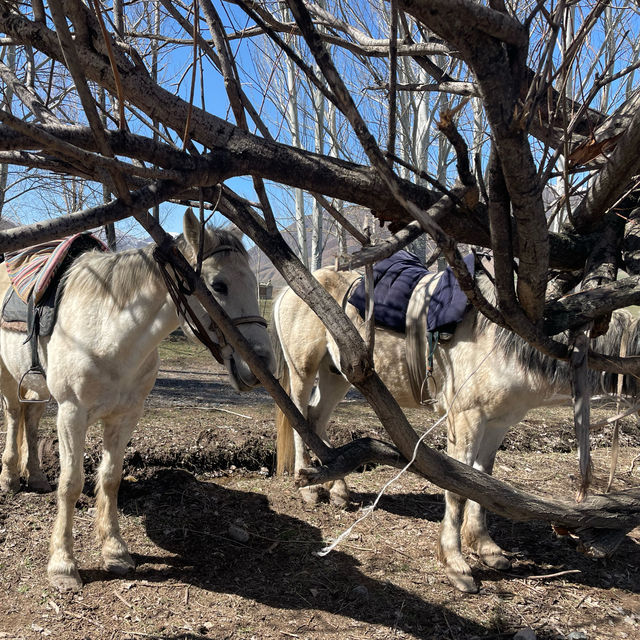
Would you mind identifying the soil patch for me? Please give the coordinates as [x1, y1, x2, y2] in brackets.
[1, 337, 638, 639]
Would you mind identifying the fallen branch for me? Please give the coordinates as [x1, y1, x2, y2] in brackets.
[295, 433, 640, 555]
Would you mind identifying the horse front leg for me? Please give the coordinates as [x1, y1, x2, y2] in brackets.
[95, 413, 138, 575]
[309, 363, 352, 508]
[438, 408, 484, 593]
[48, 403, 88, 591]
[462, 425, 511, 571]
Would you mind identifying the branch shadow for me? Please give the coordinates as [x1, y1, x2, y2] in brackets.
[89, 468, 492, 639]
[355, 488, 640, 595]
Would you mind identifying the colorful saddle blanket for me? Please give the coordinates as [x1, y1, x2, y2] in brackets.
[348, 250, 476, 334]
[5, 233, 108, 305]
[2, 233, 108, 335]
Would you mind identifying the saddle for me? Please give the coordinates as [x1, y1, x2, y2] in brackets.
[348, 250, 478, 405]
[1, 233, 108, 400]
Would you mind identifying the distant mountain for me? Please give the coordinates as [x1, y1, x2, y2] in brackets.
[0, 217, 18, 231]
[94, 227, 156, 250]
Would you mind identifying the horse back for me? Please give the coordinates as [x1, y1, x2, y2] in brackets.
[275, 268, 359, 378]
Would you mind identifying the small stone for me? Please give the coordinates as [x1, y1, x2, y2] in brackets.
[513, 628, 536, 640]
[567, 632, 588, 640]
[228, 524, 250, 543]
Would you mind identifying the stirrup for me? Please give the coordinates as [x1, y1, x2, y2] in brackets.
[18, 367, 51, 404]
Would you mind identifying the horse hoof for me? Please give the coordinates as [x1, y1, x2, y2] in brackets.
[300, 486, 325, 506]
[330, 492, 350, 509]
[328, 481, 350, 509]
[445, 567, 479, 593]
[49, 570, 82, 592]
[104, 552, 135, 575]
[26, 475, 52, 493]
[481, 553, 511, 571]
[0, 474, 20, 494]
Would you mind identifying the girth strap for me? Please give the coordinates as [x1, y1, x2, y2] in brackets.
[426, 330, 440, 374]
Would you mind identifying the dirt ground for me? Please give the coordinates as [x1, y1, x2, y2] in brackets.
[0, 336, 639, 640]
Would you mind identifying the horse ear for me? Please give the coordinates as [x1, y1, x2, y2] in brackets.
[182, 208, 200, 251]
[227, 224, 244, 241]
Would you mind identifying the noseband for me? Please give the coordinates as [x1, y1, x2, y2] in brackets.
[153, 243, 267, 366]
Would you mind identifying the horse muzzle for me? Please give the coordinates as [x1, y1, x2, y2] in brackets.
[223, 320, 275, 392]
[228, 347, 275, 391]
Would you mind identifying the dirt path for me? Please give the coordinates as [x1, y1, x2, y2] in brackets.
[0, 338, 638, 640]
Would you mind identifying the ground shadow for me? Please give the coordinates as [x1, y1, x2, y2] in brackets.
[110, 468, 492, 639]
[150, 370, 273, 407]
[355, 487, 640, 595]
[351, 488, 444, 522]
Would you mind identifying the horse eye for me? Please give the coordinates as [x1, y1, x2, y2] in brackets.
[211, 281, 228, 296]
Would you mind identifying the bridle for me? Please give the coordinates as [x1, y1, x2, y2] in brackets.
[153, 243, 267, 366]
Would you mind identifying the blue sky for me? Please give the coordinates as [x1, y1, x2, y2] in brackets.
[3, 2, 640, 246]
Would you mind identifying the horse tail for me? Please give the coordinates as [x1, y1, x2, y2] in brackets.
[270, 292, 296, 475]
[275, 362, 295, 475]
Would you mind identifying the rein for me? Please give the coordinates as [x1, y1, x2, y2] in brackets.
[152, 244, 267, 366]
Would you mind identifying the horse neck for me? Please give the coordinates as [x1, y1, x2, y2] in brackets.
[62, 247, 181, 361]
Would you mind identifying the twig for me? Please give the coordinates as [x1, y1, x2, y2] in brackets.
[63, 611, 102, 627]
[172, 404, 253, 419]
[113, 589, 134, 609]
[525, 569, 582, 581]
[590, 401, 640, 429]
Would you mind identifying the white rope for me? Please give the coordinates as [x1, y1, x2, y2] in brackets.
[316, 342, 499, 557]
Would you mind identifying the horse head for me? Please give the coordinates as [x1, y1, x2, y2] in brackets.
[179, 209, 275, 391]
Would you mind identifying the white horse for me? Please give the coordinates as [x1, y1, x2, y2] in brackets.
[0, 210, 275, 591]
[272, 266, 637, 593]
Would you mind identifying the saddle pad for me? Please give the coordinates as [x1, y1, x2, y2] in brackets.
[1, 285, 57, 335]
[2, 232, 108, 336]
[348, 250, 428, 332]
[349, 250, 476, 406]
[427, 252, 475, 332]
[5, 233, 108, 304]
[348, 250, 476, 334]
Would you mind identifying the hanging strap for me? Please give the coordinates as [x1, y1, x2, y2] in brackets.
[18, 296, 51, 403]
[426, 330, 440, 374]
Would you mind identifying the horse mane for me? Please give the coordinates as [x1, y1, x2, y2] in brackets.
[473, 271, 640, 394]
[62, 227, 246, 314]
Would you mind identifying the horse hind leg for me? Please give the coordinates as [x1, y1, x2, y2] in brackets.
[20, 402, 52, 493]
[95, 413, 138, 576]
[462, 424, 511, 571]
[438, 407, 485, 593]
[308, 357, 352, 508]
[288, 369, 323, 505]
